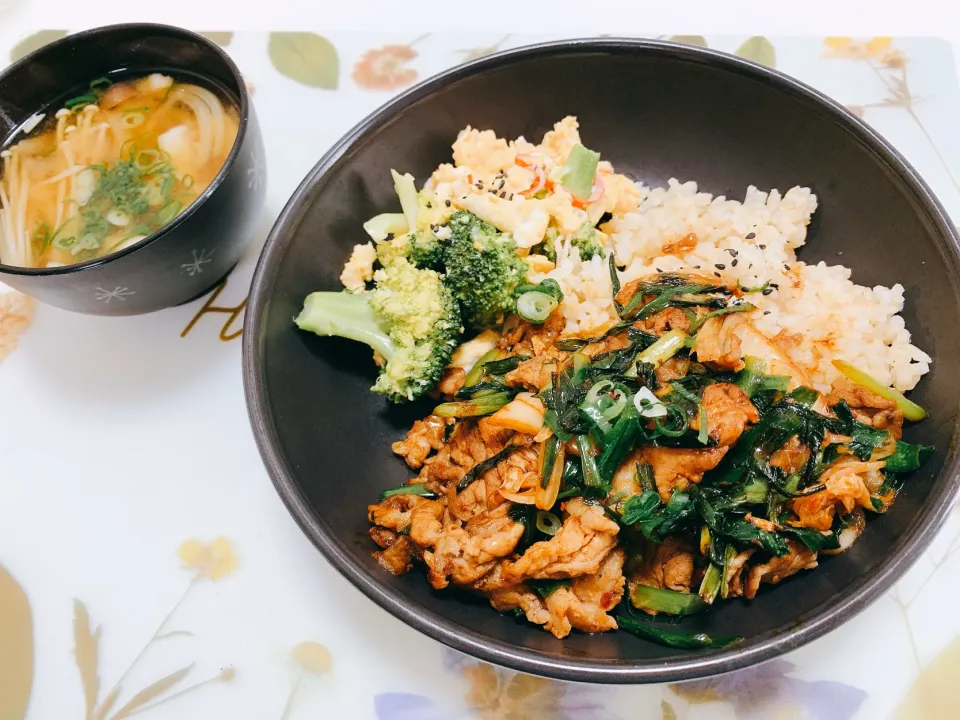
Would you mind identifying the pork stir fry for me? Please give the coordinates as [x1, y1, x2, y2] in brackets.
[367, 271, 933, 648]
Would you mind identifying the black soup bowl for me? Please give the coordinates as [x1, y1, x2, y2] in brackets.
[0, 23, 266, 315]
[243, 39, 960, 682]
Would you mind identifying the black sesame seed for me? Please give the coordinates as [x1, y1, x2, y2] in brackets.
[783, 264, 790, 271]
[731, 259, 739, 267]
[763, 310, 771, 315]
[714, 272, 721, 278]
[759, 244, 766, 250]
[445, 199, 451, 207]
[426, 202, 432, 209]
[385, 233, 394, 241]
[499, 191, 507, 198]
[762, 288, 774, 295]
[746, 232, 756, 240]
[655, 267, 662, 273]
[509, 193, 514, 200]
[770, 283, 779, 289]
[715, 264, 726, 270]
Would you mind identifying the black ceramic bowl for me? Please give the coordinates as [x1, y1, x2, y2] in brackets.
[243, 39, 960, 682]
[0, 23, 266, 315]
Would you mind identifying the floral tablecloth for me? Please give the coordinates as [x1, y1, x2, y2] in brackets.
[1, 30, 960, 720]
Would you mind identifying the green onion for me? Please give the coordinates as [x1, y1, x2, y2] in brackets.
[560, 143, 600, 198]
[65, 93, 99, 110]
[617, 616, 742, 650]
[620, 490, 661, 524]
[630, 585, 709, 615]
[576, 434, 606, 490]
[654, 405, 688, 438]
[516, 279, 564, 302]
[608, 250, 621, 297]
[636, 330, 688, 367]
[833, 359, 927, 421]
[739, 280, 770, 293]
[482, 355, 528, 376]
[540, 436, 561, 489]
[633, 386, 668, 418]
[635, 463, 656, 493]
[584, 380, 628, 421]
[379, 483, 437, 500]
[697, 404, 709, 445]
[536, 510, 562, 535]
[463, 348, 503, 387]
[736, 356, 790, 398]
[688, 302, 756, 333]
[434, 392, 513, 417]
[531, 579, 570, 599]
[89, 77, 112, 91]
[883, 441, 935, 473]
[457, 444, 524, 492]
[719, 545, 738, 600]
[698, 561, 723, 604]
[156, 201, 183, 226]
[517, 291, 558, 323]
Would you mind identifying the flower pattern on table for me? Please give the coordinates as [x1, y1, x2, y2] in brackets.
[823, 37, 960, 202]
[280, 641, 333, 719]
[0, 291, 33, 362]
[63, 537, 239, 719]
[456, 35, 512, 62]
[670, 659, 867, 720]
[375, 649, 619, 719]
[352, 35, 429, 91]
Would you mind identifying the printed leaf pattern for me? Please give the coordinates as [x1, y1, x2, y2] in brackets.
[268, 32, 339, 89]
[661, 699, 679, 720]
[0, 565, 33, 720]
[895, 637, 960, 719]
[109, 664, 194, 719]
[73, 600, 101, 719]
[668, 35, 709, 48]
[10, 30, 67, 62]
[736, 36, 777, 68]
[199, 32, 234, 47]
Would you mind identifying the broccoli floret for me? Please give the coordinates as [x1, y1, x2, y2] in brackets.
[295, 257, 461, 402]
[407, 229, 445, 269]
[570, 221, 606, 261]
[375, 229, 445, 271]
[445, 210, 528, 330]
[534, 227, 560, 262]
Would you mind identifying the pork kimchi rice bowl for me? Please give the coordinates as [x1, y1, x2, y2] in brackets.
[295, 116, 934, 648]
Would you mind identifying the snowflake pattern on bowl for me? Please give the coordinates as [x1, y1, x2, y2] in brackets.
[181, 249, 214, 276]
[94, 286, 135, 303]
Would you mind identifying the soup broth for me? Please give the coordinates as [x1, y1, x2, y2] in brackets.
[0, 72, 240, 268]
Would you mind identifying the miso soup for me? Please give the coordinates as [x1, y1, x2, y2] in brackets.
[0, 73, 240, 268]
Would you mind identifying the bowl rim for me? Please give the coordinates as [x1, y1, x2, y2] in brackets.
[0, 22, 252, 276]
[242, 36, 960, 683]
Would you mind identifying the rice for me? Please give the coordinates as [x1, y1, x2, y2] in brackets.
[535, 178, 931, 393]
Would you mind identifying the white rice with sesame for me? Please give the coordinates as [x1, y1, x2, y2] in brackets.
[533, 178, 930, 393]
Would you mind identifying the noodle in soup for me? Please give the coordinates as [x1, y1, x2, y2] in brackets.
[0, 73, 239, 268]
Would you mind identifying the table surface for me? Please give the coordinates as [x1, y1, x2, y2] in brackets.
[2, 17, 960, 720]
